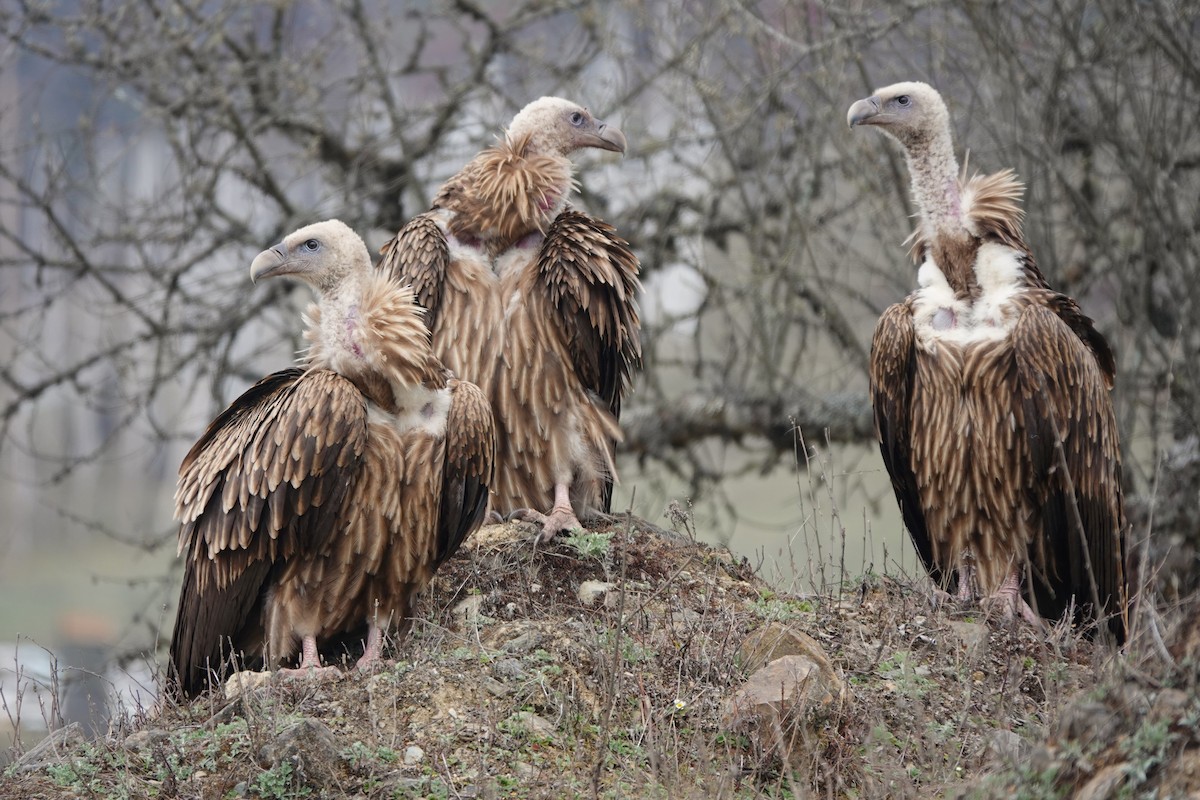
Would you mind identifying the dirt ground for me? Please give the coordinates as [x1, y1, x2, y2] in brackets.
[2, 517, 1197, 799]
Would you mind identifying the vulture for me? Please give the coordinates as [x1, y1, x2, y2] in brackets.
[379, 97, 641, 541]
[169, 220, 495, 697]
[848, 82, 1127, 640]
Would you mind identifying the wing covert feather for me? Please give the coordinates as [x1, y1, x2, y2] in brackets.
[379, 212, 450, 330]
[536, 210, 641, 418]
[435, 379, 496, 568]
[174, 369, 369, 593]
[870, 303, 946, 587]
[1012, 302, 1126, 640]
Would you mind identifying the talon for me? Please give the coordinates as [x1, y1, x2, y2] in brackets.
[507, 508, 540, 524]
[980, 568, 1043, 630]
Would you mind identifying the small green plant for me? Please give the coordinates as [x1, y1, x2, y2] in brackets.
[750, 593, 814, 621]
[46, 757, 100, 793]
[562, 531, 612, 559]
[1121, 718, 1178, 791]
[342, 740, 372, 769]
[251, 761, 311, 799]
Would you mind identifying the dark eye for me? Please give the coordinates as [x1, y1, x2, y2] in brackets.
[303, 239, 320, 251]
[569, 111, 585, 126]
[896, 95, 911, 107]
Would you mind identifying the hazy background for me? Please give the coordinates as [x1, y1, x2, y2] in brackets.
[1, 0, 1196, 753]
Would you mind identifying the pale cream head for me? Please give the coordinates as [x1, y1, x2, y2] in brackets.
[506, 96, 627, 156]
[847, 81, 951, 150]
[250, 219, 371, 294]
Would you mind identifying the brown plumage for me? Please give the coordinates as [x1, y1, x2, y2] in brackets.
[169, 220, 496, 697]
[849, 82, 1127, 640]
[379, 97, 640, 541]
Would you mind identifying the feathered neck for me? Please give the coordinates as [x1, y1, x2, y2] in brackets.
[442, 130, 576, 255]
[303, 271, 446, 409]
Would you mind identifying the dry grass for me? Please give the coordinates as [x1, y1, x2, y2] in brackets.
[7, 502, 1186, 800]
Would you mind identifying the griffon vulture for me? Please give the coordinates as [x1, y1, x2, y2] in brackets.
[169, 220, 495, 697]
[848, 82, 1126, 640]
[379, 97, 641, 541]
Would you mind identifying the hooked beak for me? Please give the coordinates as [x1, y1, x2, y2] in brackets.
[249, 243, 288, 284]
[585, 120, 627, 154]
[847, 95, 882, 128]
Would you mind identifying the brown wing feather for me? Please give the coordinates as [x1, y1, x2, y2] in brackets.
[1012, 299, 1126, 641]
[435, 378, 496, 568]
[869, 302, 950, 589]
[536, 209, 641, 419]
[379, 212, 449, 331]
[169, 368, 369, 696]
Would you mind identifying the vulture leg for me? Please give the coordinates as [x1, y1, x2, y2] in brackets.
[355, 621, 384, 672]
[278, 635, 340, 680]
[510, 483, 584, 543]
[955, 563, 976, 602]
[982, 568, 1042, 628]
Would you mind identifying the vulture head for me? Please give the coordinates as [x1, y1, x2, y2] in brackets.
[847, 81, 951, 150]
[250, 219, 370, 295]
[506, 96, 627, 157]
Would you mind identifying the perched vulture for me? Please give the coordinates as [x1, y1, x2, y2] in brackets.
[379, 97, 640, 541]
[848, 82, 1127, 640]
[169, 220, 495, 697]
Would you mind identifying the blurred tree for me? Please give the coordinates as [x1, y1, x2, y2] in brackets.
[0, 0, 1195, 578]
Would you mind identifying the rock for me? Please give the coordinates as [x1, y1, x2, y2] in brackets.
[514, 760, 537, 779]
[944, 621, 989, 659]
[1075, 763, 1129, 800]
[404, 745, 425, 766]
[737, 622, 834, 674]
[505, 711, 556, 741]
[15, 722, 86, 772]
[258, 719, 341, 788]
[482, 622, 544, 654]
[123, 728, 170, 752]
[1053, 700, 1122, 747]
[491, 658, 527, 682]
[453, 594, 485, 630]
[578, 580, 616, 607]
[502, 630, 541, 653]
[720, 653, 846, 765]
[1160, 747, 1200, 797]
[985, 729, 1027, 764]
[1150, 687, 1191, 724]
[223, 669, 272, 700]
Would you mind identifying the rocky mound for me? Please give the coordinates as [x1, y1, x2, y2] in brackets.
[3, 517, 1195, 798]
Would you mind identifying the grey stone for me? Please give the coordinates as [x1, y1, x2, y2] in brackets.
[123, 727, 170, 752]
[737, 622, 834, 674]
[944, 621, 989, 659]
[1075, 763, 1130, 800]
[492, 657, 527, 682]
[15, 722, 85, 772]
[578, 580, 616, 607]
[223, 669, 272, 701]
[257, 718, 341, 788]
[985, 729, 1027, 764]
[505, 711, 556, 741]
[721, 653, 846, 764]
